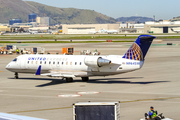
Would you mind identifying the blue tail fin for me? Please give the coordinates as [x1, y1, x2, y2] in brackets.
[122, 35, 156, 61]
[35, 65, 41, 75]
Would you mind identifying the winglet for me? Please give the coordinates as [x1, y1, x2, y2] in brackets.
[36, 65, 41, 75]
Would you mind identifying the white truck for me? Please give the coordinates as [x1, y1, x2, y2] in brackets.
[73, 102, 120, 120]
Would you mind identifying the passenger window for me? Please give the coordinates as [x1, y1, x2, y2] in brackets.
[53, 62, 55, 64]
[40, 61, 42, 64]
[70, 62, 72, 65]
[27, 61, 29, 64]
[49, 61, 51, 64]
[44, 61, 46, 64]
[80, 62, 82, 65]
[31, 61, 33, 64]
[36, 61, 38, 64]
[66, 62, 68, 65]
[75, 62, 77, 65]
[57, 62, 59, 64]
[62, 62, 64, 65]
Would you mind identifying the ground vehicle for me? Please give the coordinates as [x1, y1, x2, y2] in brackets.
[73, 102, 120, 120]
[140, 113, 173, 120]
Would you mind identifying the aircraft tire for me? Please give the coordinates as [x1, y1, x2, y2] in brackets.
[81, 77, 89, 81]
[70, 78, 73, 82]
[14, 72, 18, 79]
[66, 78, 73, 82]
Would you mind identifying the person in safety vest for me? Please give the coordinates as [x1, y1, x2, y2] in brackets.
[148, 106, 160, 120]
[16, 48, 19, 54]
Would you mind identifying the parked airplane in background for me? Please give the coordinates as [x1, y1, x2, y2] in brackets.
[6, 35, 155, 82]
[0, 31, 5, 35]
[171, 28, 180, 33]
[88, 30, 99, 34]
[29, 30, 38, 34]
[100, 29, 118, 34]
[48, 30, 59, 34]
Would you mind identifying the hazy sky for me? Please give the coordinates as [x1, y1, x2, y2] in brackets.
[25, 0, 180, 20]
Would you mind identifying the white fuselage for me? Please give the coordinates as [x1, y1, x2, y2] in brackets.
[6, 54, 144, 78]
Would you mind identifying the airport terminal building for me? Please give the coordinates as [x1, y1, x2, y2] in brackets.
[61, 24, 120, 34]
[1, 20, 180, 34]
[144, 21, 180, 33]
[120, 21, 180, 34]
[61, 21, 180, 34]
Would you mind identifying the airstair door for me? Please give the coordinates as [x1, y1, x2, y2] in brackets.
[20, 56, 27, 69]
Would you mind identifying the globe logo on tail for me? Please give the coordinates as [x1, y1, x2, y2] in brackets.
[123, 43, 143, 61]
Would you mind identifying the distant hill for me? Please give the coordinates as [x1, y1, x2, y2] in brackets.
[25, 1, 116, 24]
[0, 0, 38, 23]
[116, 16, 154, 23]
[170, 16, 180, 21]
[0, 0, 116, 24]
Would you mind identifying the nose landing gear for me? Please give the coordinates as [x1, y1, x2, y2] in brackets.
[14, 72, 19, 79]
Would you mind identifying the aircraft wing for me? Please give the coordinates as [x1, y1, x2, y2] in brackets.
[35, 65, 83, 78]
[0, 112, 47, 120]
[40, 72, 76, 78]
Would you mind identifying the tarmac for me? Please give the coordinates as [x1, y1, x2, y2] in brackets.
[0, 39, 180, 120]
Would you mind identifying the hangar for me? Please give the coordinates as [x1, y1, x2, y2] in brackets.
[61, 24, 120, 34]
[119, 21, 180, 34]
[144, 21, 180, 33]
[0, 26, 11, 32]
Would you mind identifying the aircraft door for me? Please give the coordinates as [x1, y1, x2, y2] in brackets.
[20, 56, 27, 69]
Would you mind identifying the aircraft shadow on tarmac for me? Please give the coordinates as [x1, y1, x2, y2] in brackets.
[8, 77, 169, 87]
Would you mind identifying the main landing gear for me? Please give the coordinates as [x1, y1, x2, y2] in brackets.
[65, 77, 89, 82]
[14, 72, 19, 79]
[66, 77, 73, 82]
[81, 77, 89, 81]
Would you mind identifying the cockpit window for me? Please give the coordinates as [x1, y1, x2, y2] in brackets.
[13, 58, 17, 62]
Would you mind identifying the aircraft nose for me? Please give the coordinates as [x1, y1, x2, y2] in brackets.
[6, 64, 11, 70]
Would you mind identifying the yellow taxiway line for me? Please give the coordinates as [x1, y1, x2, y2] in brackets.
[8, 106, 72, 114]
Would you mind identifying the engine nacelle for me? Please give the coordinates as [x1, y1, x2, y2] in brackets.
[84, 56, 111, 67]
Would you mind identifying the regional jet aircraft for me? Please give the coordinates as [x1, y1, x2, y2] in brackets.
[0, 31, 5, 35]
[171, 28, 180, 33]
[6, 35, 155, 82]
[100, 29, 118, 34]
[29, 30, 38, 34]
